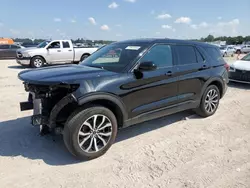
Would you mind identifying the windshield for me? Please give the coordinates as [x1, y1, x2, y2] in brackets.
[241, 53, 250, 61]
[80, 43, 149, 72]
[37, 41, 51, 48]
[220, 47, 226, 50]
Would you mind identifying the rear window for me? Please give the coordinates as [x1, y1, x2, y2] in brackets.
[63, 41, 70, 48]
[203, 47, 223, 61]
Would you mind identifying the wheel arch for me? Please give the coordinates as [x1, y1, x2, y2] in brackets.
[31, 55, 46, 64]
[201, 77, 224, 99]
[77, 93, 128, 128]
[81, 53, 90, 59]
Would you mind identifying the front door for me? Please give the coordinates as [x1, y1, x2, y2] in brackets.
[46, 41, 63, 64]
[121, 44, 179, 118]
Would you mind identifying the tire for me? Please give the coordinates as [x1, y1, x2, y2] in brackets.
[80, 54, 90, 62]
[194, 85, 220, 117]
[30, 56, 44, 68]
[63, 106, 118, 160]
[223, 52, 227, 57]
[231, 53, 234, 57]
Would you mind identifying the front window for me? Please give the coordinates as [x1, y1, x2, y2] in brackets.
[37, 41, 51, 48]
[241, 53, 250, 61]
[80, 43, 149, 72]
[220, 47, 226, 50]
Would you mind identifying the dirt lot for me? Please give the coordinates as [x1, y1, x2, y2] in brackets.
[0, 58, 250, 188]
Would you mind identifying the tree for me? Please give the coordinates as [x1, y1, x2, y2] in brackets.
[204, 34, 214, 42]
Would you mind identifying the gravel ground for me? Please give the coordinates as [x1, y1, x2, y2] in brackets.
[0, 58, 249, 188]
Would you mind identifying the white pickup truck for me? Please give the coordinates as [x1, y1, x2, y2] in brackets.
[16, 40, 98, 68]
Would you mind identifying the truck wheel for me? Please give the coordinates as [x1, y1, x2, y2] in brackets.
[63, 106, 118, 160]
[194, 85, 220, 117]
[80, 54, 90, 62]
[30, 56, 44, 68]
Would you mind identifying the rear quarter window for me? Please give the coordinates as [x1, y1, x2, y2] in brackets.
[203, 47, 223, 62]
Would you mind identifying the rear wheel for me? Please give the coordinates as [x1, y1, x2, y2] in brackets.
[195, 85, 220, 117]
[80, 54, 90, 62]
[63, 106, 118, 160]
[30, 56, 44, 68]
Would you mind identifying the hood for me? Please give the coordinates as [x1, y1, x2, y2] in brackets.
[18, 64, 117, 85]
[17, 47, 41, 53]
[231, 60, 250, 71]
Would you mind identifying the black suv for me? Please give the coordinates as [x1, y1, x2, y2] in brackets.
[18, 39, 229, 159]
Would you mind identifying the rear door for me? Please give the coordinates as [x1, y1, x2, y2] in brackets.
[60, 41, 74, 63]
[122, 44, 179, 117]
[173, 44, 209, 104]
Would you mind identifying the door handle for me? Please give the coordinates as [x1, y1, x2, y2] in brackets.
[199, 65, 207, 70]
[57, 50, 61, 52]
[68, 50, 72, 52]
[165, 71, 172, 76]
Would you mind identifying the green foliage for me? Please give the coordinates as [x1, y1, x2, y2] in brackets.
[199, 35, 250, 45]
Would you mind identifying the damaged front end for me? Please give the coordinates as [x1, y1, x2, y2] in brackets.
[20, 82, 79, 131]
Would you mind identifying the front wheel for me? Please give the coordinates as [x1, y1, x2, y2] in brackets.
[194, 85, 220, 117]
[63, 106, 118, 160]
[30, 56, 44, 68]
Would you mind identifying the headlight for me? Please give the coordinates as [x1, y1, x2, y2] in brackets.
[22, 54, 31, 58]
[229, 66, 235, 72]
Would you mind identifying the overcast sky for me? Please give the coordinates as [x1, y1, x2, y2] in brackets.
[0, 0, 249, 40]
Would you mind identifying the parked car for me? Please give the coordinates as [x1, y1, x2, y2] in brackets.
[16, 40, 98, 68]
[219, 46, 234, 57]
[229, 53, 250, 83]
[21, 42, 40, 48]
[234, 45, 250, 54]
[18, 38, 229, 160]
[0, 44, 25, 59]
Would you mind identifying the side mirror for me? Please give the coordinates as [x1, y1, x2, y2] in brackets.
[138, 61, 157, 71]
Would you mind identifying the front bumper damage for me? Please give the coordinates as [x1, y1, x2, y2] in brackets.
[20, 83, 78, 128]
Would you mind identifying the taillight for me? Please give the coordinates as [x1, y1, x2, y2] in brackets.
[224, 63, 230, 72]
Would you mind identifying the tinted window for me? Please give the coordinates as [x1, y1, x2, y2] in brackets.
[63, 41, 70, 48]
[49, 41, 60, 49]
[0, 45, 9, 49]
[175, 45, 197, 65]
[10, 45, 20, 49]
[195, 49, 204, 62]
[204, 47, 223, 61]
[139, 44, 172, 68]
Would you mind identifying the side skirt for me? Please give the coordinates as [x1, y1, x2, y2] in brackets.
[123, 100, 199, 128]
